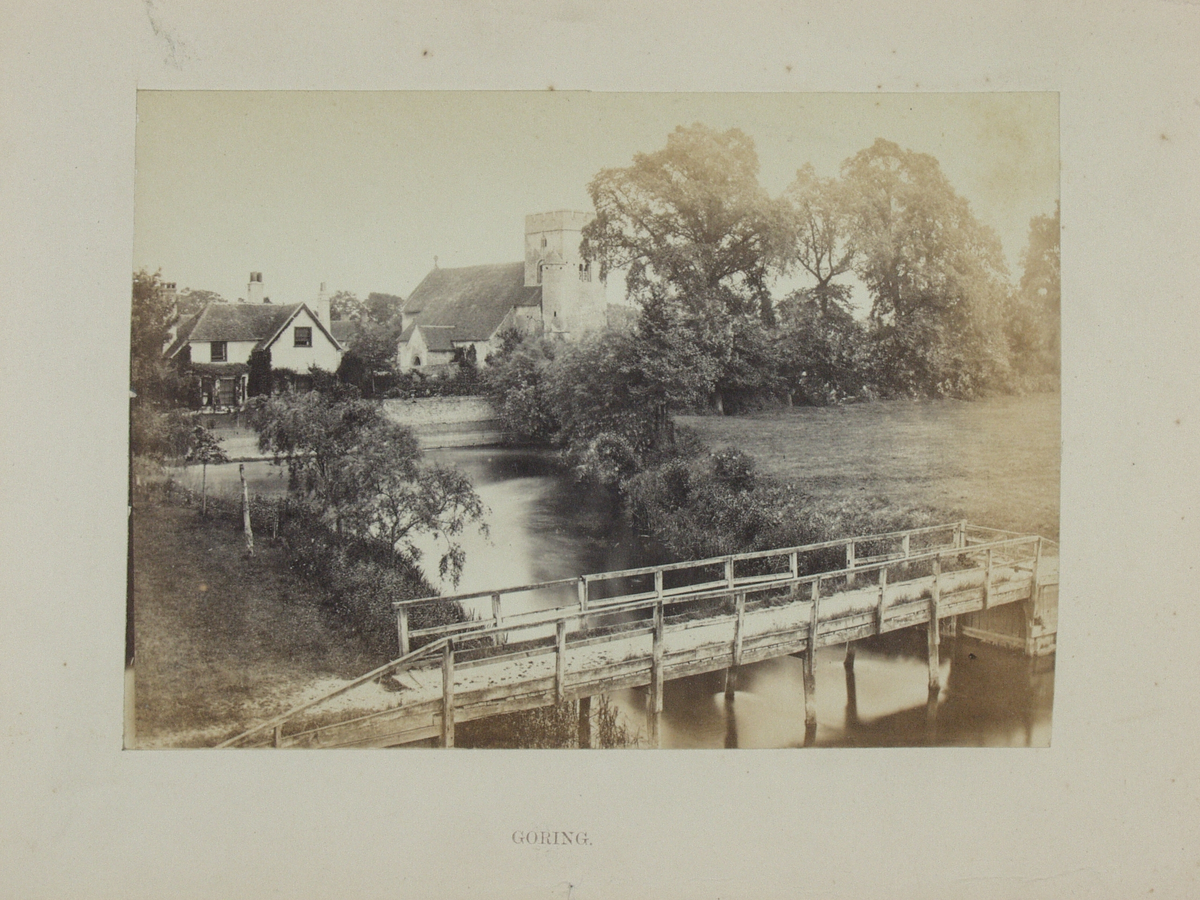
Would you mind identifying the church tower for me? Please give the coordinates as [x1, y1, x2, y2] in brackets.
[524, 211, 607, 337]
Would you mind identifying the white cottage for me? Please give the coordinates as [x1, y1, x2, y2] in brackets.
[166, 273, 344, 408]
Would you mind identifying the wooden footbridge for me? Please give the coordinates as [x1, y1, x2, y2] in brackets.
[217, 522, 1058, 749]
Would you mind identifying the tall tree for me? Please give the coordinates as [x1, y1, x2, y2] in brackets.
[841, 139, 1013, 397]
[779, 164, 857, 319]
[329, 290, 365, 322]
[1008, 202, 1060, 386]
[582, 123, 780, 324]
[581, 124, 785, 414]
[130, 268, 179, 404]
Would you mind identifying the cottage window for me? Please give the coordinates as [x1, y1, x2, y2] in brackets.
[294, 327, 312, 347]
[210, 341, 227, 362]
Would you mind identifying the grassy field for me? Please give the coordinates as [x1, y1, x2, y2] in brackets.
[131, 500, 381, 747]
[677, 393, 1060, 541]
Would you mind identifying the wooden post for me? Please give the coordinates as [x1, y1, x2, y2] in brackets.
[902, 533, 911, 559]
[648, 601, 664, 747]
[239, 464, 254, 557]
[803, 579, 819, 739]
[441, 639, 455, 748]
[725, 557, 735, 589]
[732, 592, 745, 667]
[555, 619, 568, 705]
[273, 724, 282, 748]
[956, 520, 967, 549]
[928, 556, 942, 696]
[877, 566, 889, 632]
[726, 591, 745, 700]
[789, 550, 799, 580]
[396, 605, 410, 657]
[844, 642, 858, 728]
[846, 540, 856, 587]
[1026, 537, 1043, 656]
[578, 695, 592, 749]
[983, 547, 993, 609]
[654, 569, 664, 600]
[492, 592, 503, 646]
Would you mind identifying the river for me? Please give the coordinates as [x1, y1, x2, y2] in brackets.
[173, 446, 1054, 748]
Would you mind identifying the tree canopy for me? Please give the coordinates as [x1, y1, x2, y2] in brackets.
[250, 391, 485, 584]
[840, 138, 1014, 396]
[582, 123, 780, 324]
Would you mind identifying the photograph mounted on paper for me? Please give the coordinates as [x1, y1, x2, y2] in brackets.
[127, 91, 1059, 750]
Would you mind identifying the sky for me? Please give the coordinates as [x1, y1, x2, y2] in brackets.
[134, 91, 1058, 310]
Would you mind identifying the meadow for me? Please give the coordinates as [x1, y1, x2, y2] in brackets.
[678, 393, 1060, 541]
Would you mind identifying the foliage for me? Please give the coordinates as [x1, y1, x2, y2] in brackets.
[251, 388, 381, 490]
[185, 425, 229, 467]
[364, 292, 404, 324]
[250, 391, 486, 586]
[779, 163, 857, 317]
[628, 442, 938, 565]
[186, 425, 230, 516]
[383, 364, 481, 399]
[130, 404, 193, 460]
[775, 291, 870, 404]
[130, 268, 185, 407]
[582, 123, 782, 325]
[480, 334, 561, 444]
[331, 422, 487, 584]
[329, 290, 365, 322]
[841, 139, 1014, 397]
[247, 348, 273, 397]
[1007, 202, 1060, 388]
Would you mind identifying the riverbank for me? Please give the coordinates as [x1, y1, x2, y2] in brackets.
[130, 498, 391, 747]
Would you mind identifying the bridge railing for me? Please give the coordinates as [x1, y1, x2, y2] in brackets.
[393, 522, 1040, 656]
[220, 530, 1048, 748]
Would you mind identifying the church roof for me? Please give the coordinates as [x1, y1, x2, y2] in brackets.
[417, 325, 457, 353]
[402, 262, 541, 342]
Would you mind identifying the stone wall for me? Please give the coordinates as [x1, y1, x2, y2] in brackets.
[380, 396, 506, 448]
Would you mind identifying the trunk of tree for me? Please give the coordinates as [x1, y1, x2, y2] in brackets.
[711, 390, 725, 416]
[201, 463, 207, 517]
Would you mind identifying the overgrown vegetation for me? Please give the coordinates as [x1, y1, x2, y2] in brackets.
[247, 388, 487, 586]
[458, 696, 638, 749]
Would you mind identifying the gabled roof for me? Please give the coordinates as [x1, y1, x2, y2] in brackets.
[167, 301, 343, 357]
[401, 262, 541, 342]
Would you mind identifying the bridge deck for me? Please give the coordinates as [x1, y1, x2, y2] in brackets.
[221, 525, 1057, 749]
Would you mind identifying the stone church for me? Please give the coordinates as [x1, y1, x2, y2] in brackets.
[397, 211, 608, 370]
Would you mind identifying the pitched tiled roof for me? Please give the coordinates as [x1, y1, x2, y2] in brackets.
[401, 262, 541, 342]
[167, 301, 344, 356]
[418, 325, 457, 353]
[179, 302, 300, 344]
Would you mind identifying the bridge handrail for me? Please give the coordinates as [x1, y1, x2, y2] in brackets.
[394, 521, 969, 610]
[214, 636, 453, 748]
[225, 531, 1050, 747]
[405, 533, 1045, 646]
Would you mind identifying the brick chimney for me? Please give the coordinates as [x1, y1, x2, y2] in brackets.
[314, 282, 331, 324]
